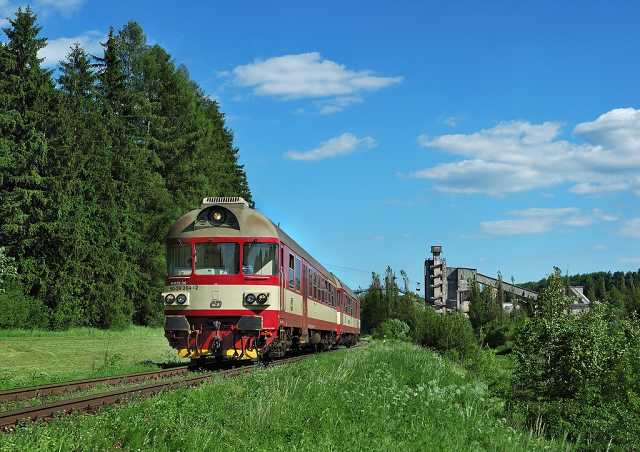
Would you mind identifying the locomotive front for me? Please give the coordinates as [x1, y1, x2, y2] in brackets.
[162, 197, 280, 361]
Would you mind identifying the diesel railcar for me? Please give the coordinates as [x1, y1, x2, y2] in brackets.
[162, 197, 360, 361]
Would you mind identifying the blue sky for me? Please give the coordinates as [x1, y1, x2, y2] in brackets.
[3, 1, 639, 290]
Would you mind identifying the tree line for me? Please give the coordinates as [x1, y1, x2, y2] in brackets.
[523, 269, 640, 317]
[0, 8, 252, 329]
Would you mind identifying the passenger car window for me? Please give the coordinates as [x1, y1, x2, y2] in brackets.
[288, 254, 295, 288]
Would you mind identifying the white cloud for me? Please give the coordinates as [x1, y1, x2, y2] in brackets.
[35, 0, 84, 12]
[1, 0, 84, 23]
[316, 96, 362, 114]
[284, 133, 376, 161]
[231, 52, 402, 113]
[481, 207, 618, 236]
[620, 218, 640, 238]
[442, 116, 460, 127]
[38, 30, 103, 67]
[414, 108, 640, 196]
[619, 256, 640, 265]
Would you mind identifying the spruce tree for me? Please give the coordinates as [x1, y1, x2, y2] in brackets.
[0, 8, 55, 303]
[0, 12, 252, 328]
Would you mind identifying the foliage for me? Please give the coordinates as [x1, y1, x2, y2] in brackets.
[468, 281, 501, 338]
[510, 268, 640, 449]
[0, 342, 568, 451]
[0, 247, 17, 293]
[361, 267, 479, 363]
[416, 307, 479, 363]
[0, 10, 252, 329]
[522, 267, 640, 318]
[373, 318, 410, 341]
[0, 287, 49, 329]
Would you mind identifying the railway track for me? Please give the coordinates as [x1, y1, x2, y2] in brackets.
[0, 365, 191, 403]
[0, 350, 334, 430]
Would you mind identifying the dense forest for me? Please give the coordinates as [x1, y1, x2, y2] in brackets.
[523, 269, 640, 316]
[0, 8, 252, 329]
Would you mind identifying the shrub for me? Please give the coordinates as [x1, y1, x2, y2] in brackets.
[0, 287, 50, 329]
[0, 247, 18, 293]
[373, 318, 410, 341]
[510, 269, 640, 449]
[415, 307, 479, 363]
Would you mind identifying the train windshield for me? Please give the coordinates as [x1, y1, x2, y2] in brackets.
[243, 243, 278, 276]
[167, 244, 192, 276]
[195, 243, 239, 275]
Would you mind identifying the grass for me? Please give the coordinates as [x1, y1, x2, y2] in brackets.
[0, 341, 571, 451]
[0, 326, 182, 390]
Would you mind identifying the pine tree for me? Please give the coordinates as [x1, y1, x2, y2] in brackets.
[0, 8, 55, 303]
[0, 12, 252, 328]
[45, 44, 104, 327]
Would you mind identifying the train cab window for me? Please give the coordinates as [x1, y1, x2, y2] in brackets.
[288, 254, 295, 288]
[242, 243, 278, 275]
[195, 243, 238, 275]
[295, 258, 301, 291]
[167, 244, 192, 276]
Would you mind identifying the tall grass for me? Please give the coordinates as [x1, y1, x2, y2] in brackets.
[0, 342, 570, 451]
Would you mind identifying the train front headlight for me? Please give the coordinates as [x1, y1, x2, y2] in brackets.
[210, 208, 225, 225]
[165, 294, 175, 305]
[244, 293, 256, 305]
[256, 293, 269, 305]
[176, 293, 187, 305]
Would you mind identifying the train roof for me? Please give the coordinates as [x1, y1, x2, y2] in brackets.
[167, 197, 356, 295]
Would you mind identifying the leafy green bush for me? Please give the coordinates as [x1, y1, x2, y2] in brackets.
[510, 269, 640, 449]
[0, 287, 50, 329]
[373, 318, 410, 341]
[0, 247, 18, 293]
[415, 308, 479, 363]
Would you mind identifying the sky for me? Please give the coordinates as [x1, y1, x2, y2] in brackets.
[2, 1, 639, 290]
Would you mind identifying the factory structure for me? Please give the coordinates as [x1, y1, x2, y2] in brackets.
[424, 245, 591, 314]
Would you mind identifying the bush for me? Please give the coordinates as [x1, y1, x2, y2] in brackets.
[0, 287, 50, 329]
[415, 307, 479, 363]
[0, 247, 18, 293]
[509, 269, 640, 449]
[373, 318, 410, 341]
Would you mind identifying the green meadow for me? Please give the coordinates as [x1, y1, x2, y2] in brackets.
[0, 341, 569, 451]
[0, 327, 180, 390]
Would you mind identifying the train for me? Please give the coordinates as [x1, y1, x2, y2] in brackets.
[162, 197, 360, 362]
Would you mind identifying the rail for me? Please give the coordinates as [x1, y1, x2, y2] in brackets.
[0, 348, 354, 429]
[0, 366, 191, 403]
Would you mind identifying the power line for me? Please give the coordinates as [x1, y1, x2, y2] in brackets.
[323, 263, 374, 274]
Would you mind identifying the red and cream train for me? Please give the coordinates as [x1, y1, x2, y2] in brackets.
[162, 197, 360, 361]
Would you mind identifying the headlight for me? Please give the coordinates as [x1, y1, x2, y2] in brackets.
[165, 294, 175, 304]
[211, 209, 225, 224]
[244, 293, 256, 305]
[176, 293, 187, 305]
[257, 293, 268, 305]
